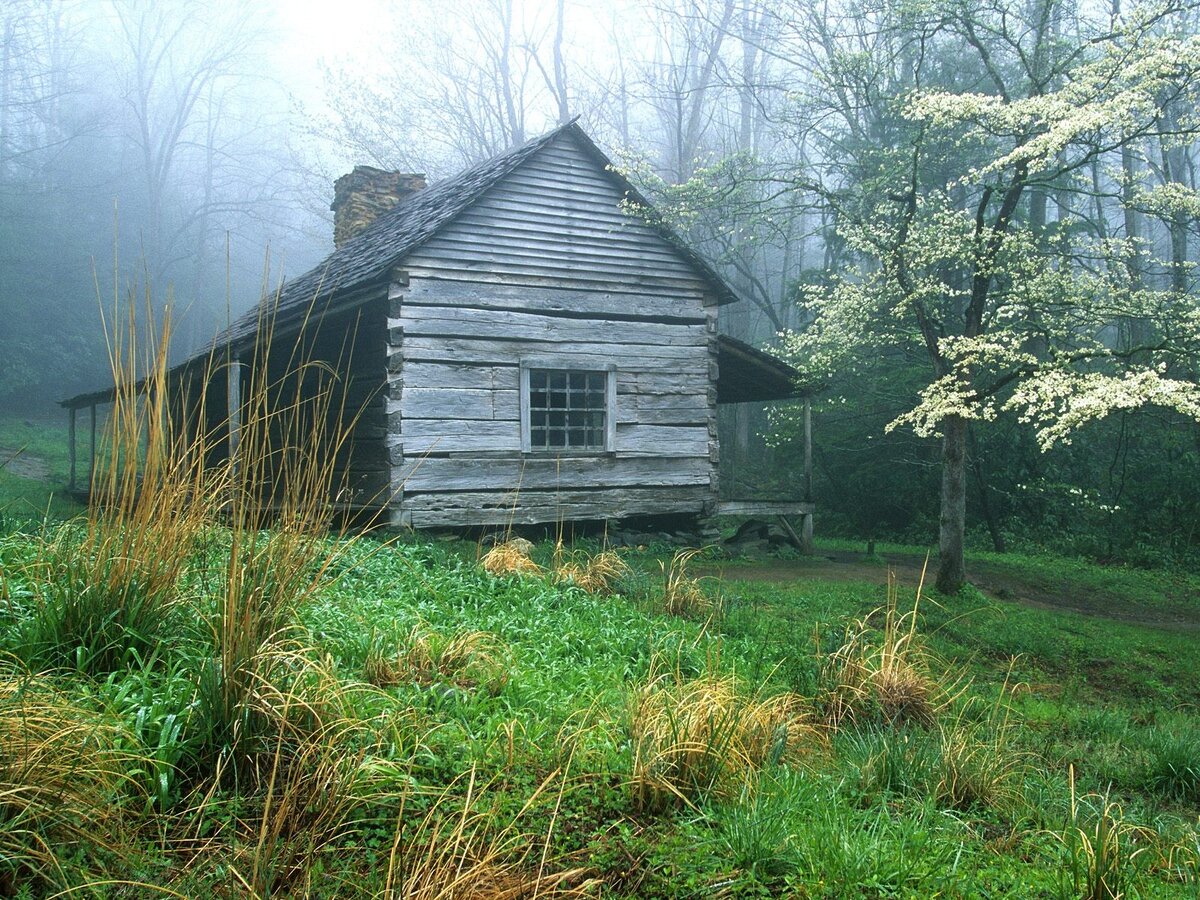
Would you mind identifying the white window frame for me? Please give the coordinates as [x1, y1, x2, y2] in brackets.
[519, 359, 617, 454]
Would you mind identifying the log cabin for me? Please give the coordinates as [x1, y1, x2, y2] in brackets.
[61, 121, 812, 539]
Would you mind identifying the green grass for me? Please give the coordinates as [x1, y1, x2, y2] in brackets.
[0, 415, 84, 522]
[1, 407, 1198, 896]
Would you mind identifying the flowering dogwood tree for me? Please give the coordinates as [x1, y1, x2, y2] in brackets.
[780, 0, 1200, 592]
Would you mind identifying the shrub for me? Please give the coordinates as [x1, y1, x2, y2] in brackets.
[934, 707, 1026, 813]
[836, 726, 940, 801]
[482, 539, 542, 576]
[552, 544, 630, 596]
[0, 673, 140, 892]
[1059, 768, 1152, 900]
[382, 767, 592, 899]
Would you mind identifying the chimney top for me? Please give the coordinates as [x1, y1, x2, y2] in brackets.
[331, 166, 427, 249]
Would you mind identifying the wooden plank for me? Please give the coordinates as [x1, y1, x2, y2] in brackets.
[605, 365, 617, 452]
[402, 251, 709, 293]
[449, 209, 680, 257]
[617, 371, 710, 395]
[455, 190, 642, 227]
[401, 336, 709, 368]
[614, 423, 710, 455]
[778, 515, 803, 551]
[413, 228, 692, 271]
[396, 419, 522, 453]
[620, 408, 707, 426]
[717, 500, 816, 516]
[518, 364, 532, 453]
[402, 278, 705, 320]
[400, 306, 708, 347]
[518, 163, 617, 189]
[631, 393, 711, 413]
[394, 452, 713, 493]
[399, 387, 517, 421]
[394, 421, 708, 456]
[501, 165, 625, 196]
[398, 362, 519, 391]
[400, 265, 705, 299]
[402, 485, 714, 527]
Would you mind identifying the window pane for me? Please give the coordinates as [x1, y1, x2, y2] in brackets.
[527, 368, 608, 451]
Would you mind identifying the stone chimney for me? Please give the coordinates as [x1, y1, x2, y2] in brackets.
[331, 166, 427, 248]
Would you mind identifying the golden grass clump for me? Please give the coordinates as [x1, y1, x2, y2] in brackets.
[659, 548, 712, 616]
[0, 674, 139, 892]
[482, 538, 542, 576]
[628, 669, 813, 811]
[552, 543, 630, 595]
[820, 568, 958, 730]
[382, 767, 594, 900]
[935, 699, 1025, 812]
[232, 719, 370, 896]
[366, 626, 510, 695]
[15, 304, 222, 674]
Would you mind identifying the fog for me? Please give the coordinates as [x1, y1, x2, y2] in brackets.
[3, 0, 1198, 415]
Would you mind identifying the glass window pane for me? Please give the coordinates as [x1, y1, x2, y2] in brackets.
[527, 368, 608, 451]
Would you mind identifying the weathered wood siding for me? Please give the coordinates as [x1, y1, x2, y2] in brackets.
[387, 133, 720, 527]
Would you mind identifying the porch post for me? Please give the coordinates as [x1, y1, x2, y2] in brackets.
[88, 403, 97, 494]
[67, 406, 77, 491]
[803, 398, 812, 502]
[227, 353, 241, 470]
[801, 398, 814, 554]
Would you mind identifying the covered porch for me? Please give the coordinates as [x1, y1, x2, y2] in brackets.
[715, 335, 814, 553]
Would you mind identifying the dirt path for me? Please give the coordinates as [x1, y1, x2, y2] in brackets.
[701, 551, 1200, 633]
[0, 446, 49, 481]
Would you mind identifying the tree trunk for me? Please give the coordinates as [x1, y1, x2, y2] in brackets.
[937, 415, 967, 594]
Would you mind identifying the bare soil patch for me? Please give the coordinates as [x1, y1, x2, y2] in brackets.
[702, 550, 1200, 633]
[0, 446, 50, 481]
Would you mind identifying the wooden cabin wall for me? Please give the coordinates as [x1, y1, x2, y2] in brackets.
[387, 134, 720, 527]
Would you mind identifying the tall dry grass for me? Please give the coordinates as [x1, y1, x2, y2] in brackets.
[0, 672, 142, 892]
[382, 766, 593, 899]
[17, 302, 220, 673]
[365, 625, 511, 695]
[17, 275, 381, 769]
[552, 542, 630, 596]
[659, 548, 712, 617]
[628, 667, 813, 811]
[819, 566, 961, 729]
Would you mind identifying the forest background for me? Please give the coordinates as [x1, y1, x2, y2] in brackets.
[2, 0, 1198, 573]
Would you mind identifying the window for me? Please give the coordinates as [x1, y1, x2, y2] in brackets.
[521, 364, 616, 453]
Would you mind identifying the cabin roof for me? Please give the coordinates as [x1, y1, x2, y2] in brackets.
[62, 121, 801, 408]
[717, 335, 806, 403]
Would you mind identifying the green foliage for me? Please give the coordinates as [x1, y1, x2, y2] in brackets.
[2, 520, 1200, 895]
